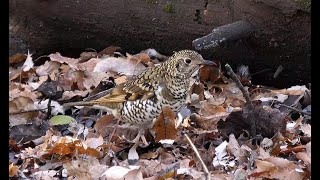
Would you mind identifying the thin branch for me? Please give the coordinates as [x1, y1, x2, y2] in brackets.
[46, 98, 52, 119]
[279, 104, 311, 116]
[9, 107, 53, 115]
[85, 48, 97, 53]
[250, 68, 271, 76]
[225, 64, 253, 108]
[34, 55, 49, 62]
[183, 133, 210, 180]
[225, 63, 256, 136]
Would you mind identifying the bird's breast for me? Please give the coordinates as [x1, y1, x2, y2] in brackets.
[120, 86, 187, 125]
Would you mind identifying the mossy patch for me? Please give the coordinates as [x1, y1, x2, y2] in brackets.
[163, 2, 175, 13]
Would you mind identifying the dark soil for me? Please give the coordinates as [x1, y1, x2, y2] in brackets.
[9, 0, 310, 88]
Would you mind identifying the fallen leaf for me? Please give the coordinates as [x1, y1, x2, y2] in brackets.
[77, 58, 101, 72]
[9, 53, 27, 64]
[50, 115, 75, 125]
[22, 51, 34, 72]
[83, 71, 110, 90]
[251, 157, 305, 180]
[9, 96, 39, 126]
[83, 136, 104, 149]
[36, 61, 61, 76]
[140, 151, 159, 159]
[212, 141, 235, 168]
[227, 134, 244, 158]
[9, 83, 40, 101]
[127, 52, 152, 64]
[32, 170, 57, 179]
[299, 124, 311, 137]
[79, 51, 98, 62]
[98, 46, 122, 57]
[35, 99, 64, 115]
[58, 70, 86, 91]
[49, 52, 79, 70]
[93, 56, 146, 75]
[64, 158, 108, 179]
[9, 122, 50, 143]
[271, 85, 308, 95]
[199, 65, 221, 82]
[94, 115, 116, 137]
[60, 90, 90, 100]
[152, 107, 177, 142]
[101, 166, 143, 180]
[9, 163, 18, 177]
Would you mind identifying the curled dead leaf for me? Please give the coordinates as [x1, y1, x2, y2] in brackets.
[9, 53, 27, 64]
[9, 96, 39, 127]
[152, 107, 177, 142]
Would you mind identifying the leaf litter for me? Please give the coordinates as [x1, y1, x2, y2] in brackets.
[9, 47, 311, 179]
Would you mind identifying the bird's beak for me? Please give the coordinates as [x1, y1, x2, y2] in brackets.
[198, 60, 216, 66]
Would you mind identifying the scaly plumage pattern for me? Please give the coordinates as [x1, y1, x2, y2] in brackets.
[63, 50, 215, 127]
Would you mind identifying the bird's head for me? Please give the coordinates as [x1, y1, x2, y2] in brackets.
[167, 50, 216, 78]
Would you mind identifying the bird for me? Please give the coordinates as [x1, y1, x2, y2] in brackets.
[63, 50, 215, 144]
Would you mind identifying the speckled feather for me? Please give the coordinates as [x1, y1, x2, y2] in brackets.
[63, 50, 212, 126]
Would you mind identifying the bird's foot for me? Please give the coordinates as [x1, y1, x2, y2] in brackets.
[131, 129, 149, 147]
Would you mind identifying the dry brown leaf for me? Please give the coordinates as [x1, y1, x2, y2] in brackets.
[227, 134, 245, 158]
[101, 166, 143, 180]
[98, 46, 122, 57]
[251, 157, 305, 180]
[9, 68, 36, 82]
[299, 124, 311, 137]
[83, 71, 110, 90]
[50, 139, 100, 158]
[61, 90, 90, 100]
[58, 70, 86, 91]
[152, 107, 177, 142]
[114, 75, 128, 84]
[9, 96, 39, 126]
[49, 52, 79, 70]
[9, 67, 21, 79]
[77, 58, 101, 72]
[79, 51, 98, 62]
[64, 158, 108, 180]
[280, 145, 306, 154]
[198, 101, 230, 130]
[271, 85, 308, 95]
[83, 136, 104, 149]
[127, 52, 152, 64]
[296, 152, 311, 166]
[93, 56, 146, 75]
[199, 65, 221, 82]
[140, 151, 159, 159]
[94, 115, 116, 137]
[32, 170, 58, 179]
[9, 83, 40, 101]
[22, 51, 34, 72]
[9, 53, 27, 64]
[9, 163, 18, 177]
[36, 61, 61, 76]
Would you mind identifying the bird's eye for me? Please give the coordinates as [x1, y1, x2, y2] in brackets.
[185, 59, 192, 64]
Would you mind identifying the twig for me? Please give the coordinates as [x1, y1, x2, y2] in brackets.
[183, 133, 210, 180]
[250, 68, 271, 76]
[85, 48, 97, 53]
[9, 107, 53, 115]
[279, 104, 311, 116]
[225, 64, 256, 136]
[34, 55, 49, 62]
[225, 64, 253, 108]
[46, 98, 52, 119]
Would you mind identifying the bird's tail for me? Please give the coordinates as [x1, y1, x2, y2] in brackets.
[63, 101, 96, 107]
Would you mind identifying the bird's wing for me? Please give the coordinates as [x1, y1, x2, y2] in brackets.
[91, 68, 163, 104]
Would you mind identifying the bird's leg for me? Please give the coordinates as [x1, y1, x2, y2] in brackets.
[131, 129, 149, 147]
